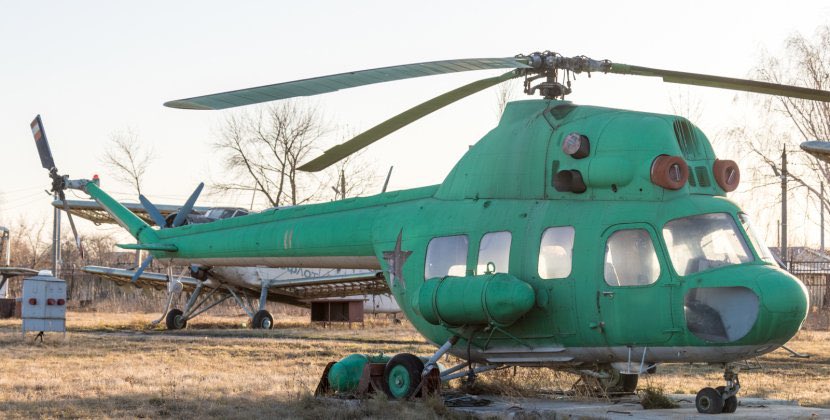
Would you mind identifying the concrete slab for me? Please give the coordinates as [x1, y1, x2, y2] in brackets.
[449, 394, 830, 419]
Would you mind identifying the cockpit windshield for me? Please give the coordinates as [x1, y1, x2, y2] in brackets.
[663, 213, 753, 276]
[738, 213, 776, 264]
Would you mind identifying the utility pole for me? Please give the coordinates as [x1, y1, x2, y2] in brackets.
[822, 181, 826, 253]
[781, 146, 788, 265]
[52, 192, 61, 277]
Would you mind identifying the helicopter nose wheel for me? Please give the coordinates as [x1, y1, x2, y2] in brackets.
[695, 366, 740, 414]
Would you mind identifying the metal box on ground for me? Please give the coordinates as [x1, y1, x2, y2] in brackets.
[0, 298, 15, 318]
[310, 299, 364, 327]
[21, 272, 66, 334]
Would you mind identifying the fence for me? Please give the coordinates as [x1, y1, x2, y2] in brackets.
[788, 261, 830, 309]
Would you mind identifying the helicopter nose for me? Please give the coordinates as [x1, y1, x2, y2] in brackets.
[754, 270, 809, 343]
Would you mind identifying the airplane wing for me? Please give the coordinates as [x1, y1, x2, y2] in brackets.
[82, 265, 389, 306]
[259, 270, 389, 300]
[82, 265, 202, 291]
[52, 199, 210, 226]
[0, 267, 38, 278]
[0, 267, 38, 295]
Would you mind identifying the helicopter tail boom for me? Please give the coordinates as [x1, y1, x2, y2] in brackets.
[82, 181, 161, 246]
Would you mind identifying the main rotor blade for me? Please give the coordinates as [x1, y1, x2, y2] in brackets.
[801, 141, 830, 163]
[164, 57, 530, 110]
[30, 115, 56, 171]
[299, 70, 522, 172]
[139, 195, 167, 227]
[171, 182, 204, 228]
[609, 63, 830, 102]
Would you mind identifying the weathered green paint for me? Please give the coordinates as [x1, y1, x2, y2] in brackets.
[327, 353, 390, 392]
[413, 273, 535, 327]
[83, 99, 809, 367]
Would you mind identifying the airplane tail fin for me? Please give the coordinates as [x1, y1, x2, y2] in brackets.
[83, 181, 160, 244]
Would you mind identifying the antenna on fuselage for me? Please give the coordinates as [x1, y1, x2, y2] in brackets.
[382, 166, 394, 193]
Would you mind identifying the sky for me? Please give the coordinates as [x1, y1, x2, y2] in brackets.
[1, 1, 829, 245]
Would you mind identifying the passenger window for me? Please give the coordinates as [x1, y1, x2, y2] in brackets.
[604, 229, 660, 286]
[425, 235, 468, 278]
[538, 226, 575, 279]
[476, 231, 511, 274]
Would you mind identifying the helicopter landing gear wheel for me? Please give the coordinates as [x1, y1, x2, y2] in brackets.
[596, 368, 638, 393]
[695, 387, 724, 414]
[382, 353, 423, 399]
[251, 310, 273, 329]
[165, 308, 187, 330]
[717, 386, 739, 413]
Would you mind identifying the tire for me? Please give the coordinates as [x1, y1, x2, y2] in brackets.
[717, 386, 738, 413]
[382, 353, 424, 399]
[165, 309, 187, 330]
[251, 310, 274, 330]
[696, 387, 724, 414]
[598, 370, 638, 393]
[618, 373, 638, 393]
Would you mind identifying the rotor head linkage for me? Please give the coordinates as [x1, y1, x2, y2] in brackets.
[518, 52, 611, 99]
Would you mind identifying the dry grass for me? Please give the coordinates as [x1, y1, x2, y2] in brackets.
[1, 312, 829, 418]
[0, 312, 452, 419]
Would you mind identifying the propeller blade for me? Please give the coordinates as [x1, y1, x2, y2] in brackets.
[59, 191, 84, 259]
[30, 115, 56, 170]
[164, 57, 530, 110]
[299, 70, 521, 172]
[171, 183, 204, 227]
[131, 254, 154, 283]
[139, 195, 167, 227]
[608, 63, 830, 102]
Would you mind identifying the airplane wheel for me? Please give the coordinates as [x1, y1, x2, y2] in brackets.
[251, 310, 273, 329]
[716, 386, 738, 413]
[166, 309, 187, 330]
[382, 353, 424, 399]
[695, 387, 724, 414]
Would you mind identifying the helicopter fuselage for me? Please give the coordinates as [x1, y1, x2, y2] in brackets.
[85, 99, 809, 368]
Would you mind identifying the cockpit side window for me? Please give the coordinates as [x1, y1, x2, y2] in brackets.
[604, 229, 660, 286]
[538, 226, 575, 279]
[425, 235, 468, 278]
[476, 231, 511, 275]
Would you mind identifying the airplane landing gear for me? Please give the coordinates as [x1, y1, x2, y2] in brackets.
[695, 366, 740, 414]
[166, 308, 187, 330]
[251, 310, 273, 329]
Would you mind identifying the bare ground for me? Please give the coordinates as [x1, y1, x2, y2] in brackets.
[0, 312, 828, 419]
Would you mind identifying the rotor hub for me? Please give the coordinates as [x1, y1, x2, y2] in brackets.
[518, 51, 612, 99]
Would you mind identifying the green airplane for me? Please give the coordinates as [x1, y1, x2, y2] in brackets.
[34, 52, 828, 414]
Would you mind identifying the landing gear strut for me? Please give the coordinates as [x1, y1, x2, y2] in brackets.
[695, 366, 740, 414]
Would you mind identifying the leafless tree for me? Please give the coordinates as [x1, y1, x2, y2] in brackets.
[8, 217, 50, 269]
[213, 102, 328, 207]
[495, 78, 520, 120]
[328, 150, 377, 200]
[731, 25, 830, 244]
[668, 87, 705, 124]
[214, 101, 377, 207]
[100, 129, 157, 196]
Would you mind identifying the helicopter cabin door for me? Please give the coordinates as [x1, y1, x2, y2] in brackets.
[597, 223, 677, 345]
